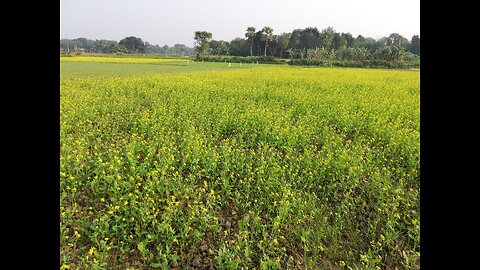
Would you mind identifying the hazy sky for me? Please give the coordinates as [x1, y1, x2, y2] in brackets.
[60, 0, 420, 47]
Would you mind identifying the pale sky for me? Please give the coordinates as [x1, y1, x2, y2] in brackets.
[60, 0, 420, 47]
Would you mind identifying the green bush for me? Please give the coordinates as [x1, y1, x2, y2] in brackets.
[198, 55, 287, 64]
[288, 59, 420, 69]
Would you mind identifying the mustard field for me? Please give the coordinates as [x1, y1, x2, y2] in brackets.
[60, 56, 420, 269]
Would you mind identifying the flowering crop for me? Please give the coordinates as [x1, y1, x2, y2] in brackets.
[60, 56, 187, 64]
[60, 57, 419, 269]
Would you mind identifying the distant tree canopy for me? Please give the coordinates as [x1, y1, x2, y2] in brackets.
[60, 38, 120, 54]
[387, 33, 409, 47]
[142, 43, 195, 55]
[409, 35, 420, 55]
[61, 27, 419, 62]
[209, 40, 230, 56]
[300, 27, 321, 50]
[119, 36, 146, 53]
[60, 37, 195, 56]
[229, 38, 249, 56]
[274, 33, 290, 58]
[320, 27, 336, 50]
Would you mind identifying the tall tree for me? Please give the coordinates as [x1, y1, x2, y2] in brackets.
[409, 35, 420, 55]
[245, 27, 256, 57]
[342, 33, 355, 48]
[387, 33, 409, 47]
[193, 31, 213, 59]
[253, 31, 264, 56]
[332, 33, 347, 50]
[378, 37, 390, 46]
[276, 33, 290, 58]
[209, 40, 230, 55]
[289, 29, 302, 50]
[300, 27, 321, 49]
[173, 44, 188, 55]
[261, 26, 273, 56]
[162, 45, 168, 54]
[359, 37, 383, 52]
[229, 37, 249, 56]
[355, 35, 366, 46]
[320, 27, 336, 50]
[119, 36, 146, 53]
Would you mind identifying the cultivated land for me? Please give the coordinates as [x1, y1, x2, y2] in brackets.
[60, 56, 420, 269]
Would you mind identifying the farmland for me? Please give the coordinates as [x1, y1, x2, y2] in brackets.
[60, 56, 420, 269]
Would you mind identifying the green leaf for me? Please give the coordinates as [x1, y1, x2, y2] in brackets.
[137, 242, 146, 254]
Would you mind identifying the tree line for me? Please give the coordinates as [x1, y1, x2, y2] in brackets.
[194, 26, 419, 63]
[60, 37, 195, 55]
[60, 26, 419, 62]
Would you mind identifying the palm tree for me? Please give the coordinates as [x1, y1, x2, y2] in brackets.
[245, 27, 256, 57]
[261, 27, 273, 56]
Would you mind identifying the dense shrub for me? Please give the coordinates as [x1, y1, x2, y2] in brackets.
[288, 59, 420, 69]
[198, 55, 288, 64]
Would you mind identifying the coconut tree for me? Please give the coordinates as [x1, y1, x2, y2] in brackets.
[245, 27, 256, 57]
[261, 26, 273, 56]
